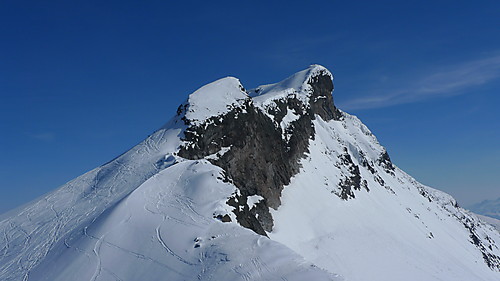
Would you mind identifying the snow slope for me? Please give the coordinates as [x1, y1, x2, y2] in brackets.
[182, 77, 249, 126]
[269, 115, 500, 281]
[22, 160, 335, 281]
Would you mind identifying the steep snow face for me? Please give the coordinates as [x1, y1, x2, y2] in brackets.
[269, 113, 500, 281]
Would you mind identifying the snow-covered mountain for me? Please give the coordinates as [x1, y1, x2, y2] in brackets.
[1, 65, 499, 281]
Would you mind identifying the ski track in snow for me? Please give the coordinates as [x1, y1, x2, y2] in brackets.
[101, 240, 190, 278]
[103, 268, 124, 281]
[90, 234, 104, 281]
[3, 150, 335, 280]
[155, 226, 197, 266]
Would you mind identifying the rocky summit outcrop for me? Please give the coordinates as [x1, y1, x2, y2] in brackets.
[172, 65, 500, 276]
[177, 65, 364, 235]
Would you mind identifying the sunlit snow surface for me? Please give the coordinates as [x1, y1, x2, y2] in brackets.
[1, 65, 499, 281]
[250, 64, 332, 107]
[0, 125, 336, 281]
[183, 77, 249, 126]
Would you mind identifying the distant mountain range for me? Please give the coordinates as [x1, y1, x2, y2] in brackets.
[475, 214, 500, 231]
[469, 197, 500, 220]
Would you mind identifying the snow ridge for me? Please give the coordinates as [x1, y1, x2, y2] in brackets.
[249, 65, 332, 123]
[250, 65, 332, 102]
[179, 77, 249, 126]
[178, 64, 334, 130]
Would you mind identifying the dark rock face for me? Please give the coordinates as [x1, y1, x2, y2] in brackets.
[178, 72, 339, 235]
[308, 73, 342, 121]
[461, 216, 500, 270]
[337, 148, 362, 200]
[378, 150, 395, 175]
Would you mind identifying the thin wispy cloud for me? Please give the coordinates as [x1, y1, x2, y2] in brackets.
[340, 54, 500, 110]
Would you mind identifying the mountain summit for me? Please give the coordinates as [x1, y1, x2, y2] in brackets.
[1, 65, 499, 281]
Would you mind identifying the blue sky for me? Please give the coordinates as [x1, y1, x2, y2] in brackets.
[1, 0, 499, 214]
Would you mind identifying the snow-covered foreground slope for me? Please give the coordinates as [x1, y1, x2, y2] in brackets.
[0, 124, 183, 280]
[0, 126, 336, 281]
[1, 65, 499, 281]
[29, 161, 336, 280]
